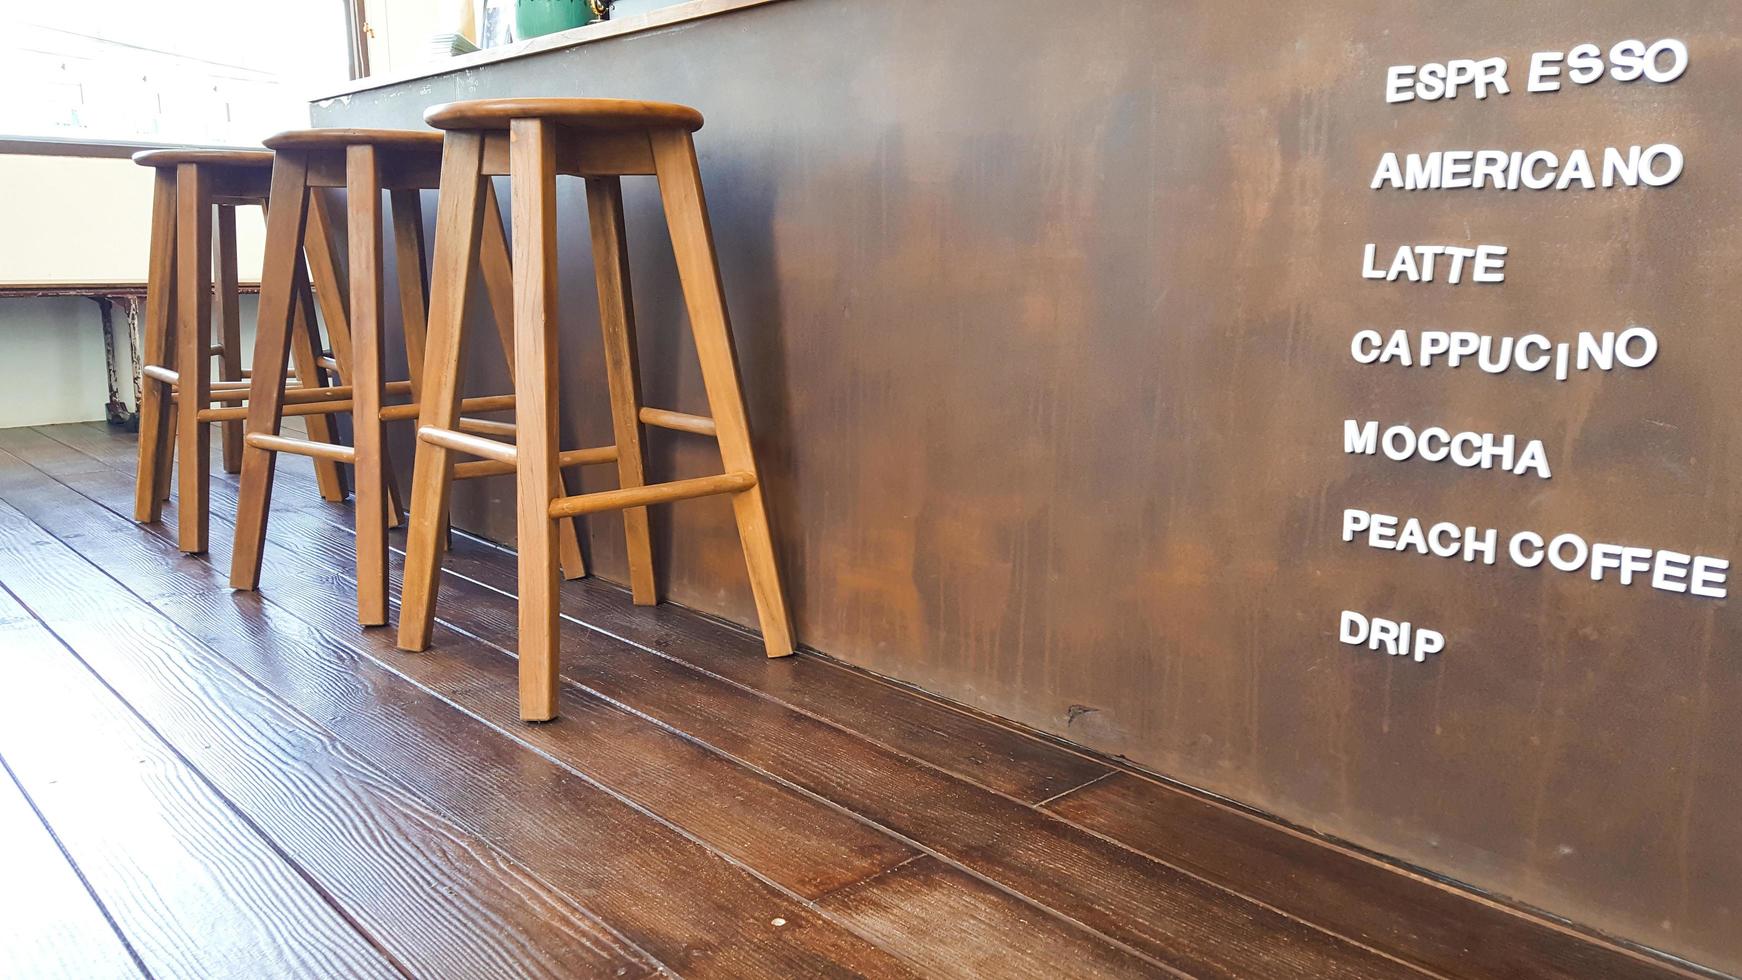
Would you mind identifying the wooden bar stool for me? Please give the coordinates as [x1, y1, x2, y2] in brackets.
[397, 98, 795, 721]
[228, 128, 587, 627]
[131, 149, 350, 554]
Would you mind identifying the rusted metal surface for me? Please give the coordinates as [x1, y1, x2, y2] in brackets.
[313, 1, 1742, 970]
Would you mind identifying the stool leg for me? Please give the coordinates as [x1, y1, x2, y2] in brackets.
[585, 176, 656, 605]
[231, 152, 312, 590]
[289, 274, 342, 476]
[390, 189, 431, 399]
[159, 233, 182, 507]
[174, 162, 213, 554]
[389, 187, 437, 530]
[311, 186, 405, 522]
[159, 284, 179, 506]
[398, 131, 486, 653]
[510, 118, 562, 720]
[480, 180, 588, 580]
[477, 182, 519, 384]
[159, 397, 177, 503]
[135, 168, 177, 523]
[383, 443, 406, 529]
[216, 204, 245, 475]
[349, 145, 390, 627]
[650, 130, 795, 657]
[300, 190, 353, 503]
[308, 190, 354, 378]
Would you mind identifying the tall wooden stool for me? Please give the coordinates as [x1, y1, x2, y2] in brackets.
[131, 149, 349, 554]
[396, 98, 795, 721]
[228, 128, 587, 627]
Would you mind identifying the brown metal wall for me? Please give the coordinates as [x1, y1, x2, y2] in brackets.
[313, 1, 1742, 969]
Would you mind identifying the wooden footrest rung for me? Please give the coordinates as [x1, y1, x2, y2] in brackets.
[548, 471, 754, 519]
[200, 399, 353, 422]
[639, 406, 716, 437]
[456, 416, 515, 438]
[453, 445, 618, 480]
[160, 377, 316, 400]
[205, 379, 410, 405]
[245, 431, 357, 464]
[381, 394, 515, 422]
[206, 383, 347, 405]
[418, 425, 515, 465]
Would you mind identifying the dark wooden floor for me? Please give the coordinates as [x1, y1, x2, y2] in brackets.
[0, 422, 1706, 979]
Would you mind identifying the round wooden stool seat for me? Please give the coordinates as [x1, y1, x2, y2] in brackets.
[263, 128, 445, 154]
[423, 97, 704, 133]
[131, 148, 273, 169]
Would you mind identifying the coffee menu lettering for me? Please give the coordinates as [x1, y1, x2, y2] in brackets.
[1337, 37, 1729, 663]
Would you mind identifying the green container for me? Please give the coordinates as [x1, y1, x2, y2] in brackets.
[515, 0, 596, 39]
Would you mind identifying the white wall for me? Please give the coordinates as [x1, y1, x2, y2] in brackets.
[0, 154, 267, 285]
[0, 152, 266, 427]
[0, 298, 114, 426]
[0, 295, 262, 427]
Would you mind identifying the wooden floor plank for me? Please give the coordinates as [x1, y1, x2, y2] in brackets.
[175, 598, 920, 970]
[17, 428, 1418, 978]
[454, 545, 1117, 804]
[0, 776, 144, 980]
[817, 855, 1167, 980]
[156, 591, 927, 978]
[32, 422, 1695, 980]
[0, 591, 401, 980]
[259, 576, 925, 903]
[0, 493, 658, 980]
[22, 429, 1194, 978]
[48, 422, 1114, 805]
[34, 439, 925, 903]
[0, 426, 115, 476]
[136, 422, 1680, 980]
[490, 592, 1422, 977]
[0, 605, 145, 980]
[29, 422, 321, 484]
[1044, 770, 1689, 980]
[0, 581, 31, 630]
[0, 446, 931, 978]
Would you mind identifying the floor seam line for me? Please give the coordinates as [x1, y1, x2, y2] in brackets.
[1033, 769, 1119, 808]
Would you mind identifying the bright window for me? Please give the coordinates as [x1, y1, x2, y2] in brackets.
[0, 1, 353, 147]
